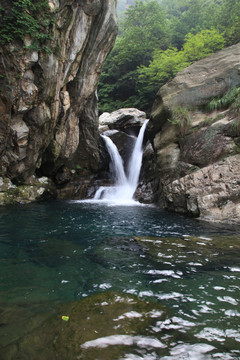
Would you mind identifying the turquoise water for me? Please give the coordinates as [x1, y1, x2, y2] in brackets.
[0, 201, 240, 359]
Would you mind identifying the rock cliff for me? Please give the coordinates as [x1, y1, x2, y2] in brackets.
[0, 0, 117, 204]
[149, 43, 240, 224]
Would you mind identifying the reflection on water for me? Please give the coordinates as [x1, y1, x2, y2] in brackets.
[0, 201, 240, 359]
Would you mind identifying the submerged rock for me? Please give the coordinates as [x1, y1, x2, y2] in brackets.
[3, 292, 167, 360]
[134, 233, 240, 273]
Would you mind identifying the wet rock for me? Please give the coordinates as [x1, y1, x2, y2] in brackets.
[135, 142, 158, 203]
[57, 175, 110, 200]
[0, 176, 56, 205]
[105, 130, 136, 171]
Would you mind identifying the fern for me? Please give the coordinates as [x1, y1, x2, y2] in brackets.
[207, 86, 240, 111]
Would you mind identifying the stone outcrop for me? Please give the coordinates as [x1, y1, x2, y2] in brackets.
[148, 43, 240, 224]
[99, 108, 146, 135]
[0, 175, 56, 205]
[149, 43, 240, 138]
[0, 0, 117, 204]
[164, 155, 240, 223]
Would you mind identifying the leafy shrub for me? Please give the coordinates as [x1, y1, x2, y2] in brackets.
[137, 29, 225, 106]
[0, 0, 54, 52]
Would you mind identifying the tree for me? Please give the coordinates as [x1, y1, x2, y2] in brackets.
[215, 0, 240, 45]
[161, 0, 222, 49]
[98, 0, 236, 115]
[183, 29, 225, 62]
[98, 0, 168, 114]
[138, 28, 225, 95]
[138, 48, 189, 96]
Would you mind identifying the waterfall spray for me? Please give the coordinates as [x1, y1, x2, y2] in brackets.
[94, 120, 148, 204]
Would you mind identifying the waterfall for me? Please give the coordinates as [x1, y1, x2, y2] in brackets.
[127, 120, 148, 191]
[102, 135, 127, 186]
[94, 120, 148, 204]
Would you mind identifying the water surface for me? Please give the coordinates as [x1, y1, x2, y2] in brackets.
[0, 201, 240, 359]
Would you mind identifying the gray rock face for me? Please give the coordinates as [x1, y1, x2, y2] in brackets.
[164, 155, 240, 224]
[149, 43, 240, 224]
[0, 0, 117, 191]
[149, 43, 240, 138]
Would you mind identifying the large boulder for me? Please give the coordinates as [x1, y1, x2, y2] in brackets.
[149, 43, 240, 138]
[148, 43, 240, 224]
[99, 108, 147, 136]
[164, 155, 240, 224]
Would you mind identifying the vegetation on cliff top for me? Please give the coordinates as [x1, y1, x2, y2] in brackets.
[0, 0, 53, 52]
[98, 0, 240, 114]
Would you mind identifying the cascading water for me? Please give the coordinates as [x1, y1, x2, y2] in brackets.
[94, 120, 148, 204]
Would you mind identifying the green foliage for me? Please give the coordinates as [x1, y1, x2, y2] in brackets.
[161, 0, 222, 49]
[138, 29, 225, 95]
[168, 106, 192, 136]
[233, 144, 240, 154]
[207, 87, 240, 111]
[0, 0, 54, 52]
[98, 0, 168, 114]
[98, 0, 240, 115]
[183, 29, 225, 61]
[138, 47, 189, 93]
[216, 0, 240, 45]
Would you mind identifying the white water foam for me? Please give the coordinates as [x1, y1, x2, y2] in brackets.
[81, 334, 166, 349]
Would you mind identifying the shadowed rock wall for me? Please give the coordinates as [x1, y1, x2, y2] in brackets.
[0, 0, 117, 186]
